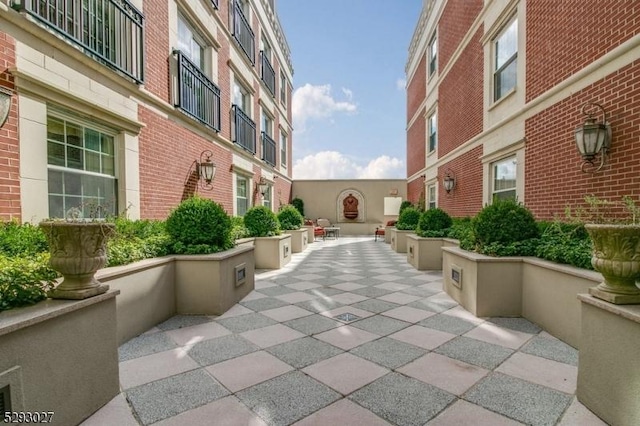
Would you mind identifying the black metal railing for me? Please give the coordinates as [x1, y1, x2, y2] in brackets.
[174, 50, 221, 132]
[19, 0, 144, 83]
[232, 0, 255, 64]
[260, 51, 275, 97]
[232, 105, 256, 154]
[261, 132, 276, 167]
[211, 0, 218, 8]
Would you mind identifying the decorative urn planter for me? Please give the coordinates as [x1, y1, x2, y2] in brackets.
[585, 224, 640, 304]
[40, 221, 116, 299]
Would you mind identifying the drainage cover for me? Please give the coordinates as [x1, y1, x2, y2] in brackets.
[334, 313, 360, 322]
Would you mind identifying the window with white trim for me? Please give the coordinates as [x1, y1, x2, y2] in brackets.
[427, 184, 436, 209]
[280, 72, 287, 106]
[263, 184, 272, 209]
[178, 15, 205, 70]
[492, 156, 517, 201]
[233, 79, 251, 116]
[47, 115, 118, 219]
[493, 18, 517, 101]
[280, 131, 287, 167]
[428, 33, 437, 76]
[261, 110, 273, 137]
[428, 112, 437, 153]
[236, 175, 249, 216]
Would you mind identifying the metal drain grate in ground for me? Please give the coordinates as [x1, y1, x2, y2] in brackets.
[334, 313, 361, 322]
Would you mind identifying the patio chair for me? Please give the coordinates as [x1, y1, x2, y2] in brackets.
[374, 220, 397, 241]
[314, 218, 332, 240]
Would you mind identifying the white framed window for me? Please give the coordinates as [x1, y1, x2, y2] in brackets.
[428, 33, 437, 76]
[493, 18, 517, 101]
[178, 15, 205, 70]
[262, 184, 272, 209]
[261, 35, 272, 62]
[236, 175, 249, 216]
[427, 184, 436, 209]
[280, 131, 287, 167]
[428, 112, 437, 153]
[261, 110, 273, 137]
[492, 156, 517, 201]
[47, 114, 118, 219]
[280, 73, 287, 106]
[233, 79, 251, 116]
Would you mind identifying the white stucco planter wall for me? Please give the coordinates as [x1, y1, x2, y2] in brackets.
[254, 234, 292, 269]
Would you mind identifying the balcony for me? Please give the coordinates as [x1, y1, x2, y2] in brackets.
[260, 51, 275, 97]
[232, 0, 255, 65]
[261, 132, 276, 167]
[19, 0, 144, 83]
[232, 105, 256, 154]
[211, 0, 218, 8]
[174, 50, 221, 132]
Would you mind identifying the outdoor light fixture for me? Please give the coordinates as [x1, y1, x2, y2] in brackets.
[442, 170, 456, 193]
[257, 177, 269, 197]
[185, 150, 216, 191]
[0, 86, 13, 129]
[574, 102, 611, 173]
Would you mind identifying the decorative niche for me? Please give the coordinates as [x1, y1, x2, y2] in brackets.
[337, 189, 365, 223]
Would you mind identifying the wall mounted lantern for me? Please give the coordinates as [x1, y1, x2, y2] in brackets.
[0, 86, 13, 129]
[257, 177, 269, 197]
[442, 170, 456, 193]
[574, 102, 611, 173]
[187, 150, 216, 191]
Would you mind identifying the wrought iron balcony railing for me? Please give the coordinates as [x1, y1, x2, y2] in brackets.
[232, 105, 256, 154]
[261, 132, 276, 167]
[19, 0, 144, 83]
[232, 0, 255, 65]
[211, 0, 218, 8]
[260, 51, 275, 97]
[174, 50, 221, 132]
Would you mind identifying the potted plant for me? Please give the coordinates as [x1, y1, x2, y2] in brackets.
[390, 206, 421, 253]
[244, 205, 291, 269]
[407, 208, 452, 270]
[277, 204, 307, 253]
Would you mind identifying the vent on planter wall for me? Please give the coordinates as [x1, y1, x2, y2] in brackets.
[1, 385, 10, 414]
[235, 264, 246, 287]
[451, 264, 463, 289]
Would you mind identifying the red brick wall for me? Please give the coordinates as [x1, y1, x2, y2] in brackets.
[525, 59, 640, 220]
[406, 109, 426, 177]
[143, 0, 170, 102]
[438, 27, 483, 157]
[438, 0, 483, 70]
[138, 106, 233, 219]
[218, 36, 232, 141]
[438, 146, 483, 218]
[0, 32, 20, 221]
[526, 0, 640, 102]
[407, 54, 426, 121]
[407, 178, 423, 205]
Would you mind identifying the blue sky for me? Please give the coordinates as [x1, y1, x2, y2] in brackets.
[276, 0, 423, 179]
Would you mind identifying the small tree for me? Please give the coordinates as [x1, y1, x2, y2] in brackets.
[416, 208, 452, 237]
[396, 207, 421, 231]
[399, 200, 413, 216]
[244, 206, 281, 237]
[291, 197, 305, 217]
[277, 205, 304, 230]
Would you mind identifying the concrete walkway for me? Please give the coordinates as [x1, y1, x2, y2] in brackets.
[83, 237, 606, 426]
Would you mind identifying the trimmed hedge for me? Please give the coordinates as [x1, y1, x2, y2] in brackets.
[396, 207, 421, 231]
[416, 208, 453, 237]
[244, 206, 281, 237]
[277, 205, 304, 230]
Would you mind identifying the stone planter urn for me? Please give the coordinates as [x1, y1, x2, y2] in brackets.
[40, 221, 116, 299]
[585, 224, 640, 304]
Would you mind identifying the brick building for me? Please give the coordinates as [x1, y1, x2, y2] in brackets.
[406, 0, 640, 219]
[0, 0, 293, 222]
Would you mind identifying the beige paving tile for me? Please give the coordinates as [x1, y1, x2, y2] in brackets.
[320, 306, 376, 320]
[206, 351, 293, 392]
[293, 398, 391, 426]
[464, 322, 534, 350]
[375, 282, 410, 291]
[496, 352, 577, 394]
[558, 398, 608, 425]
[153, 396, 267, 426]
[314, 325, 380, 350]
[398, 353, 488, 396]
[275, 291, 318, 303]
[389, 325, 456, 350]
[119, 348, 199, 389]
[242, 291, 268, 301]
[329, 292, 370, 305]
[261, 305, 314, 322]
[382, 306, 437, 323]
[255, 281, 277, 289]
[377, 292, 423, 305]
[141, 326, 162, 336]
[216, 304, 253, 319]
[420, 281, 444, 292]
[302, 353, 388, 395]
[441, 306, 485, 325]
[427, 400, 524, 426]
[80, 394, 138, 426]
[240, 324, 305, 348]
[287, 282, 322, 291]
[331, 282, 366, 291]
[165, 321, 232, 346]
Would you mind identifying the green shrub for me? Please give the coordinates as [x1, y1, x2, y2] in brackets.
[535, 221, 592, 269]
[244, 206, 281, 237]
[416, 208, 453, 237]
[399, 200, 413, 215]
[447, 217, 475, 250]
[291, 197, 305, 217]
[107, 234, 171, 267]
[0, 221, 48, 257]
[113, 216, 167, 239]
[0, 254, 58, 311]
[396, 207, 421, 231]
[472, 199, 539, 255]
[230, 216, 249, 241]
[165, 196, 232, 254]
[277, 205, 304, 230]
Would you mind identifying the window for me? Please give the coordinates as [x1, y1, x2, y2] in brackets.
[492, 157, 517, 200]
[236, 175, 249, 216]
[261, 110, 273, 137]
[47, 115, 118, 219]
[428, 33, 437, 76]
[493, 18, 517, 101]
[261, 110, 276, 166]
[178, 16, 205, 70]
[280, 73, 287, 106]
[232, 79, 256, 153]
[261, 36, 272, 62]
[233, 80, 251, 116]
[280, 131, 287, 167]
[427, 184, 436, 209]
[262, 184, 272, 209]
[428, 112, 437, 153]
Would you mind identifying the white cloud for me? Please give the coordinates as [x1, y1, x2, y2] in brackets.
[396, 78, 406, 90]
[341, 87, 353, 100]
[292, 84, 357, 131]
[293, 151, 405, 180]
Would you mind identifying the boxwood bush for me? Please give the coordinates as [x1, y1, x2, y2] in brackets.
[244, 206, 281, 237]
[291, 197, 305, 217]
[399, 200, 413, 216]
[165, 196, 233, 254]
[396, 207, 421, 231]
[277, 205, 304, 230]
[416, 208, 453, 237]
[230, 216, 250, 241]
[0, 254, 57, 311]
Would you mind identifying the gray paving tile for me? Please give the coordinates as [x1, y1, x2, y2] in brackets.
[188, 335, 259, 366]
[236, 371, 340, 426]
[407, 298, 457, 313]
[266, 337, 344, 369]
[521, 336, 579, 366]
[418, 314, 477, 335]
[118, 332, 177, 362]
[351, 299, 401, 314]
[309, 277, 346, 286]
[401, 286, 441, 298]
[126, 369, 229, 425]
[295, 298, 343, 313]
[350, 315, 412, 336]
[257, 285, 299, 297]
[435, 337, 514, 369]
[307, 287, 345, 297]
[350, 337, 427, 369]
[488, 317, 543, 334]
[216, 313, 278, 333]
[156, 315, 214, 331]
[240, 297, 291, 312]
[265, 276, 301, 285]
[351, 286, 395, 298]
[465, 373, 572, 426]
[349, 373, 455, 426]
[283, 314, 342, 335]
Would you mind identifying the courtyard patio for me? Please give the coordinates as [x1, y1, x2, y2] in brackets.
[83, 237, 605, 426]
